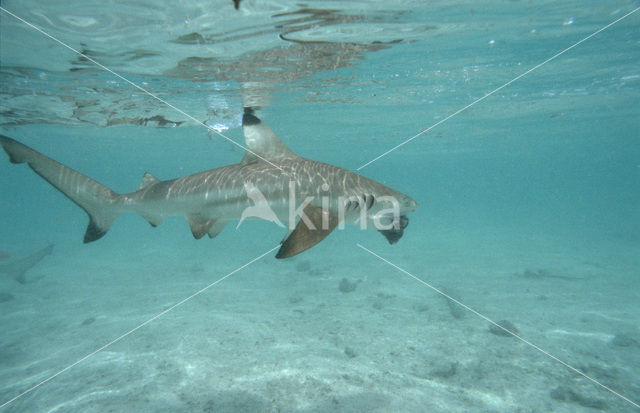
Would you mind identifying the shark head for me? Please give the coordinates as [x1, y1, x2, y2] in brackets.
[239, 107, 419, 257]
[394, 192, 419, 215]
[379, 192, 417, 244]
[362, 192, 416, 244]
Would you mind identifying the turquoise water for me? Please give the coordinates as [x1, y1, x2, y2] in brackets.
[1, 1, 639, 411]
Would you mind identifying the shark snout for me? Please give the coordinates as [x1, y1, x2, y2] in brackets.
[400, 194, 419, 212]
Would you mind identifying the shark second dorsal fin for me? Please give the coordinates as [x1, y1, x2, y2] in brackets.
[241, 108, 296, 164]
[138, 172, 160, 190]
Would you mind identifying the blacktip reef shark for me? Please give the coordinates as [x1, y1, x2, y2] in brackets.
[0, 244, 53, 284]
[0, 109, 417, 258]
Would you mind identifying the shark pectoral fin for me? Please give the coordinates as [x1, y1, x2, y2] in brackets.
[207, 220, 227, 239]
[187, 215, 215, 240]
[276, 205, 338, 259]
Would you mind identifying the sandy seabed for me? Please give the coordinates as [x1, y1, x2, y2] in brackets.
[1, 216, 638, 412]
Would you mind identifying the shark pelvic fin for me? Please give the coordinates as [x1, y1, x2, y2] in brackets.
[138, 172, 160, 190]
[276, 204, 338, 259]
[140, 212, 164, 228]
[241, 108, 296, 164]
[187, 214, 215, 239]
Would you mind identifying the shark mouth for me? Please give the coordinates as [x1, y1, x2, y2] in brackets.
[378, 215, 409, 244]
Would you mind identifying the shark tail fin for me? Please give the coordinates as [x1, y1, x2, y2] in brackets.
[0, 136, 122, 243]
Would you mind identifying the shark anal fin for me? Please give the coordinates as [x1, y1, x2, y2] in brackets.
[207, 220, 227, 239]
[187, 215, 215, 239]
[276, 205, 338, 259]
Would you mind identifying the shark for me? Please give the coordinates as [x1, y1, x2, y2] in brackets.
[0, 109, 418, 258]
[0, 244, 53, 284]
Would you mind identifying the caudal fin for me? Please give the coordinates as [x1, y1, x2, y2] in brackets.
[0, 136, 121, 242]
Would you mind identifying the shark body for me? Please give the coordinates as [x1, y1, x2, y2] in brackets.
[0, 110, 417, 258]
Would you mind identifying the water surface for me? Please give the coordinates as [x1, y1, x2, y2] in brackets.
[1, 1, 639, 411]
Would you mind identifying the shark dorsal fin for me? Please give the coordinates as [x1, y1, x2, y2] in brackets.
[241, 108, 296, 165]
[138, 172, 160, 190]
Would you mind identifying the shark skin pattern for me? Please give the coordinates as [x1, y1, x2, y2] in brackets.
[0, 109, 418, 258]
